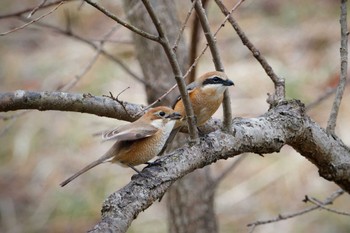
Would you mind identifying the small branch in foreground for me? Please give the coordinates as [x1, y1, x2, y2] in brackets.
[247, 189, 345, 232]
[215, 0, 285, 105]
[326, 0, 348, 134]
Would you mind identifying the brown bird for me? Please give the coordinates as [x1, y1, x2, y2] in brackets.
[158, 71, 234, 155]
[60, 106, 182, 187]
[173, 71, 234, 128]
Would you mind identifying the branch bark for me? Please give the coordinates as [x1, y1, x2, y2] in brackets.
[86, 99, 350, 232]
[1, 91, 350, 231]
[0, 90, 141, 122]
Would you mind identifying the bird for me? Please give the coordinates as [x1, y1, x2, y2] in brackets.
[173, 71, 234, 128]
[158, 71, 234, 155]
[60, 106, 182, 187]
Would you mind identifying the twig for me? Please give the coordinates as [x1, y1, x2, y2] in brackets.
[103, 87, 132, 117]
[17, 17, 151, 89]
[215, 0, 285, 105]
[141, 0, 244, 113]
[59, 21, 122, 91]
[210, 155, 246, 189]
[306, 80, 349, 111]
[326, 0, 348, 134]
[188, 0, 209, 83]
[247, 189, 345, 231]
[173, 0, 198, 52]
[0, 0, 69, 19]
[305, 195, 350, 216]
[27, 0, 48, 18]
[194, 0, 233, 133]
[84, 0, 159, 42]
[141, 0, 199, 142]
[0, 1, 64, 36]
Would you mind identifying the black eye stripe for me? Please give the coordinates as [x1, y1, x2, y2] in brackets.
[202, 76, 224, 85]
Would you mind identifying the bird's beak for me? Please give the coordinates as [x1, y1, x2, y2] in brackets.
[167, 112, 182, 120]
[223, 79, 234, 86]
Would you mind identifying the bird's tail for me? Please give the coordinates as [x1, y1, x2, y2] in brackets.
[60, 157, 108, 187]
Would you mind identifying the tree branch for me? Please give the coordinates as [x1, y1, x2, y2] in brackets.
[247, 189, 345, 232]
[215, 0, 285, 106]
[326, 0, 348, 134]
[85, 100, 350, 232]
[0, 0, 70, 19]
[141, 0, 199, 142]
[0, 91, 141, 122]
[84, 0, 159, 42]
[1, 91, 350, 231]
[193, 0, 233, 133]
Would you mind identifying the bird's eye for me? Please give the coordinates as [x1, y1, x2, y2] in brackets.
[212, 76, 221, 82]
[158, 111, 166, 117]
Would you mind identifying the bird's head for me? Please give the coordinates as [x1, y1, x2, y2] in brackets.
[142, 106, 182, 128]
[198, 71, 234, 95]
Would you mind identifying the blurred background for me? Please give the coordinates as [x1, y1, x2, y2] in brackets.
[0, 0, 350, 232]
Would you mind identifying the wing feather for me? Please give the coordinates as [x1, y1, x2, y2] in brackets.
[102, 123, 158, 142]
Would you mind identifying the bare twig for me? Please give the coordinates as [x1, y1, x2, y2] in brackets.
[141, 0, 244, 112]
[188, 0, 208, 83]
[0, 0, 69, 19]
[17, 17, 150, 89]
[84, 0, 159, 42]
[210, 155, 246, 189]
[194, 0, 233, 133]
[306, 79, 349, 111]
[0, 1, 64, 36]
[103, 87, 132, 117]
[326, 0, 348, 134]
[173, 0, 198, 53]
[247, 189, 345, 231]
[27, 0, 48, 18]
[305, 194, 350, 216]
[141, 0, 199, 142]
[215, 0, 285, 106]
[59, 22, 121, 91]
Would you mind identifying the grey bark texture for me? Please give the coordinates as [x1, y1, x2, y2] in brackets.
[1, 93, 350, 232]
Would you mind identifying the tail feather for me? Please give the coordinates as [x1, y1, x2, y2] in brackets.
[60, 159, 105, 187]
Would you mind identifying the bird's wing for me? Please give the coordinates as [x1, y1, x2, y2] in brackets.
[102, 122, 159, 142]
[172, 82, 198, 108]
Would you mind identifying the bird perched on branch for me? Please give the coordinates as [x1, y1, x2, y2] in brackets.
[60, 106, 182, 187]
[158, 71, 234, 155]
[173, 71, 234, 128]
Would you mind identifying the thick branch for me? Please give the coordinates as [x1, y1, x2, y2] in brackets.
[87, 100, 350, 232]
[0, 90, 140, 122]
